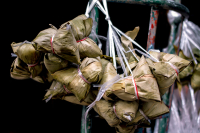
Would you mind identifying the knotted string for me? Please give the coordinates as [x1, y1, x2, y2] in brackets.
[12, 40, 33, 47]
[76, 37, 88, 43]
[45, 87, 56, 103]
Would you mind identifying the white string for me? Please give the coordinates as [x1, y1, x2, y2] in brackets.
[12, 40, 32, 47]
[111, 25, 159, 62]
[186, 37, 198, 64]
[112, 29, 127, 77]
[85, 74, 121, 133]
[188, 83, 197, 115]
[95, 0, 155, 63]
[131, 48, 159, 62]
[85, 0, 98, 17]
[111, 27, 140, 62]
[97, 35, 107, 41]
[45, 87, 56, 103]
[11, 53, 17, 57]
[85, 2, 90, 17]
[96, 1, 107, 15]
[128, 47, 139, 62]
[139, 109, 151, 124]
[184, 32, 200, 51]
[109, 25, 117, 69]
[91, 30, 103, 49]
[112, 27, 138, 100]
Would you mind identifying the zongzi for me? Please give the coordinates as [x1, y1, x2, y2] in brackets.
[51, 57, 103, 101]
[111, 56, 161, 102]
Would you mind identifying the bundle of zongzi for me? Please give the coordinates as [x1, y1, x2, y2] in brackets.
[146, 50, 191, 96]
[33, 25, 80, 64]
[44, 53, 68, 74]
[11, 41, 43, 78]
[111, 56, 161, 102]
[51, 57, 103, 101]
[178, 50, 194, 79]
[127, 101, 169, 125]
[44, 80, 98, 105]
[10, 57, 31, 80]
[114, 100, 138, 122]
[93, 99, 121, 127]
[60, 14, 102, 59]
[44, 80, 70, 100]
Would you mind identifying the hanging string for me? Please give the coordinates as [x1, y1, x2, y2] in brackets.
[85, 0, 98, 17]
[184, 32, 200, 51]
[45, 87, 56, 103]
[12, 40, 33, 47]
[91, 30, 103, 49]
[11, 53, 17, 57]
[185, 34, 198, 64]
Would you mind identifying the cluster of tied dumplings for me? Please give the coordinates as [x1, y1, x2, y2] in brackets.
[10, 14, 191, 133]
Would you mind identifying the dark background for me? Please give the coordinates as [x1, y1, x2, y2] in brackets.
[5, 0, 199, 133]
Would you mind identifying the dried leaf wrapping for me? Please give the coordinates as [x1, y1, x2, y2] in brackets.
[116, 26, 140, 67]
[53, 26, 80, 64]
[146, 60, 177, 96]
[147, 51, 191, 96]
[32, 67, 54, 84]
[190, 48, 200, 92]
[128, 101, 169, 125]
[60, 14, 102, 59]
[60, 14, 92, 40]
[193, 48, 200, 62]
[93, 100, 120, 127]
[63, 90, 97, 106]
[51, 57, 102, 101]
[162, 53, 191, 72]
[179, 64, 194, 79]
[191, 64, 200, 92]
[33, 26, 81, 64]
[10, 57, 53, 83]
[44, 81, 97, 105]
[11, 42, 43, 78]
[178, 51, 194, 79]
[124, 57, 139, 76]
[115, 100, 139, 122]
[44, 53, 68, 74]
[100, 62, 118, 101]
[44, 80, 71, 100]
[10, 57, 31, 80]
[121, 27, 139, 60]
[100, 55, 113, 73]
[115, 123, 136, 133]
[111, 56, 161, 102]
[77, 37, 102, 59]
[32, 28, 57, 53]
